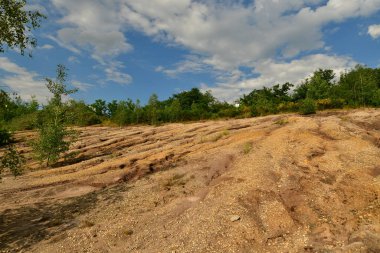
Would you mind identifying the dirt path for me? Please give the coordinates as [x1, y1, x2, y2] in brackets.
[0, 109, 379, 252]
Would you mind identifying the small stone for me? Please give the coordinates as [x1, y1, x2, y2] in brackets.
[230, 215, 241, 222]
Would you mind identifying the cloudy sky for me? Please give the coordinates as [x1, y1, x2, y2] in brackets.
[1, 0, 380, 103]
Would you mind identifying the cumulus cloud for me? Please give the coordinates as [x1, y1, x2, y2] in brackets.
[202, 54, 357, 102]
[0, 57, 50, 103]
[46, 0, 380, 96]
[155, 55, 212, 78]
[368, 24, 380, 39]
[50, 0, 133, 86]
[123, 0, 380, 70]
[71, 80, 93, 91]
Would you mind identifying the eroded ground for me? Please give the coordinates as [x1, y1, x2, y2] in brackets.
[0, 109, 379, 252]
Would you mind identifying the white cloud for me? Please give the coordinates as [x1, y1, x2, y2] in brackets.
[51, 0, 133, 59]
[68, 56, 80, 64]
[46, 0, 380, 95]
[0, 57, 50, 103]
[39, 44, 54, 50]
[368, 24, 380, 39]
[49, 0, 134, 86]
[202, 54, 357, 102]
[155, 55, 212, 77]
[103, 61, 133, 85]
[71, 80, 93, 91]
[123, 0, 380, 70]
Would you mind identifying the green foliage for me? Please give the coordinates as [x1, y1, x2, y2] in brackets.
[0, 0, 46, 56]
[32, 123, 76, 165]
[240, 83, 293, 116]
[0, 144, 24, 179]
[91, 99, 107, 117]
[32, 65, 78, 166]
[0, 128, 12, 146]
[299, 98, 317, 115]
[2, 65, 380, 130]
[66, 100, 101, 126]
[242, 142, 252, 154]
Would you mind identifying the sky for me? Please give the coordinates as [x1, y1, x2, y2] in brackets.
[1, 0, 380, 104]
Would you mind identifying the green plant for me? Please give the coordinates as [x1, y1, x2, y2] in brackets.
[0, 128, 12, 146]
[0, 144, 25, 179]
[243, 142, 252, 154]
[32, 65, 78, 166]
[274, 118, 289, 125]
[0, 0, 46, 56]
[299, 98, 317, 115]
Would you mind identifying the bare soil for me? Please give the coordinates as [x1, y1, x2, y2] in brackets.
[0, 109, 379, 253]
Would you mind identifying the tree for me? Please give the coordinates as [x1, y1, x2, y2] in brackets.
[147, 93, 159, 125]
[32, 65, 78, 166]
[91, 99, 107, 116]
[0, 144, 24, 179]
[0, 0, 46, 56]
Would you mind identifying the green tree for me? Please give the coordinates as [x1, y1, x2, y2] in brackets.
[107, 100, 118, 117]
[0, 144, 24, 179]
[91, 99, 107, 117]
[147, 93, 160, 125]
[306, 69, 335, 99]
[0, 0, 46, 55]
[337, 65, 379, 106]
[32, 65, 78, 166]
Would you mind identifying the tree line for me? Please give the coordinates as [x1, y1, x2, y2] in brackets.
[1, 65, 380, 133]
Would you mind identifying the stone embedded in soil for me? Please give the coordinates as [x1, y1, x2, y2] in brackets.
[230, 215, 241, 222]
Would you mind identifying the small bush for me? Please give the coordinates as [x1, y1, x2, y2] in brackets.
[8, 113, 38, 130]
[0, 129, 12, 147]
[0, 145, 25, 179]
[277, 102, 299, 112]
[315, 98, 345, 110]
[299, 98, 317, 115]
[243, 142, 252, 154]
[274, 118, 289, 125]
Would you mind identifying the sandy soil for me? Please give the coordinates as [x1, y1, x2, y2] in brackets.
[0, 109, 379, 253]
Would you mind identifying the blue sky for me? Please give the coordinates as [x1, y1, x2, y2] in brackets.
[1, 0, 380, 104]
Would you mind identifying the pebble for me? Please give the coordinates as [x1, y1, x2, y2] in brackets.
[230, 215, 241, 222]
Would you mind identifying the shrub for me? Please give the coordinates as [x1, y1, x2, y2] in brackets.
[0, 128, 12, 147]
[316, 98, 345, 110]
[32, 65, 78, 166]
[0, 145, 25, 179]
[277, 102, 299, 112]
[299, 98, 317, 115]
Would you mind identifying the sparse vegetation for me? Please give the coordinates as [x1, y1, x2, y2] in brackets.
[274, 118, 289, 125]
[243, 142, 252, 154]
[299, 98, 317, 115]
[0, 128, 12, 146]
[32, 65, 78, 166]
[0, 144, 25, 179]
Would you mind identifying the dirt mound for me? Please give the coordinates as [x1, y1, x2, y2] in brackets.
[0, 109, 379, 252]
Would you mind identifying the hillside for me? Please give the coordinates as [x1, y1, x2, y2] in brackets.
[0, 109, 379, 252]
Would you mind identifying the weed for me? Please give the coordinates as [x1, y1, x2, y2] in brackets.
[242, 142, 252, 154]
[274, 118, 289, 125]
[164, 173, 187, 187]
[210, 130, 230, 142]
[0, 144, 25, 179]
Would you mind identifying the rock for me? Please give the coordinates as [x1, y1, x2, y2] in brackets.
[230, 215, 241, 222]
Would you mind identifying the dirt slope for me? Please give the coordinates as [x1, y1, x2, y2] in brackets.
[0, 109, 379, 252]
